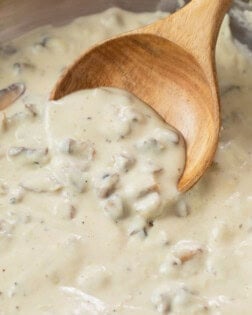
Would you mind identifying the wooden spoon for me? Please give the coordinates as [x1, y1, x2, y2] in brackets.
[51, 0, 232, 192]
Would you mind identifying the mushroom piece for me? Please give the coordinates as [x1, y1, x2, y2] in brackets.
[54, 200, 77, 220]
[113, 152, 135, 173]
[133, 192, 161, 219]
[101, 194, 124, 221]
[119, 105, 144, 123]
[171, 240, 204, 263]
[151, 283, 197, 314]
[153, 127, 179, 145]
[175, 199, 190, 218]
[128, 215, 147, 237]
[51, 160, 89, 194]
[57, 138, 95, 161]
[94, 172, 119, 198]
[135, 137, 165, 153]
[0, 83, 25, 110]
[20, 170, 62, 193]
[8, 186, 25, 204]
[13, 62, 35, 74]
[8, 147, 49, 166]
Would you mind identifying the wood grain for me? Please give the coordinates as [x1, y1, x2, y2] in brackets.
[51, 0, 232, 191]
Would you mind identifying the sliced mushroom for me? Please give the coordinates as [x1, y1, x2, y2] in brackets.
[159, 254, 182, 276]
[0, 83, 25, 110]
[113, 120, 131, 139]
[54, 200, 77, 220]
[8, 147, 49, 166]
[141, 160, 163, 174]
[135, 137, 165, 153]
[153, 127, 179, 145]
[124, 174, 158, 200]
[51, 160, 89, 194]
[20, 171, 62, 193]
[151, 287, 172, 313]
[119, 105, 144, 123]
[8, 147, 26, 156]
[6, 107, 37, 129]
[133, 192, 161, 219]
[101, 194, 124, 221]
[113, 152, 135, 173]
[151, 284, 196, 314]
[57, 138, 95, 161]
[128, 215, 147, 237]
[58, 138, 76, 154]
[67, 170, 88, 194]
[94, 172, 119, 198]
[13, 62, 35, 74]
[175, 199, 190, 218]
[171, 240, 204, 263]
[137, 183, 159, 198]
[8, 186, 25, 204]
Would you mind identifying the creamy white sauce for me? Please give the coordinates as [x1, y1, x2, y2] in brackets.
[0, 7, 252, 315]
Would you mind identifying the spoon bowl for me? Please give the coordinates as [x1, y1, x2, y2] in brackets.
[51, 0, 232, 191]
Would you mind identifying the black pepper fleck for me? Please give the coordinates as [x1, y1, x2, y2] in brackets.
[148, 221, 154, 227]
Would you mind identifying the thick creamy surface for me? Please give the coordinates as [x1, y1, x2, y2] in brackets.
[0, 7, 252, 315]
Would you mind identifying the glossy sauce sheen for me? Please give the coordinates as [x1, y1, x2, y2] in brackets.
[0, 8, 252, 315]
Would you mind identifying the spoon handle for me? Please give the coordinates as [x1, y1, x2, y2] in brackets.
[141, 0, 232, 70]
